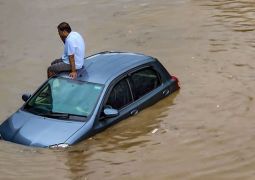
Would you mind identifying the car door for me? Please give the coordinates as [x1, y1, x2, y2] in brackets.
[93, 66, 164, 133]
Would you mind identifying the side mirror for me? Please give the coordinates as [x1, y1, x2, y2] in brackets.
[22, 94, 31, 102]
[103, 108, 119, 118]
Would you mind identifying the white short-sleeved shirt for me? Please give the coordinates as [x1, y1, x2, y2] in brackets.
[62, 31, 85, 69]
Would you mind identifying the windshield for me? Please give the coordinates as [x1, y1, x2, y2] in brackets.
[24, 77, 103, 119]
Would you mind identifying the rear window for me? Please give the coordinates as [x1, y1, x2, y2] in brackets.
[129, 67, 161, 100]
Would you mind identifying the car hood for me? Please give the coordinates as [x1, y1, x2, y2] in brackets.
[0, 110, 85, 147]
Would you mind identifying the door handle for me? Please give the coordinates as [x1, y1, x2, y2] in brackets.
[130, 109, 138, 116]
[163, 89, 170, 96]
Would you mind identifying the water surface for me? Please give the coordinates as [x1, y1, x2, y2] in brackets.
[1, 0, 255, 179]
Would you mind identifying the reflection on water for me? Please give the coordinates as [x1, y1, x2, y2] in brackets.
[62, 93, 178, 179]
[1, 0, 255, 179]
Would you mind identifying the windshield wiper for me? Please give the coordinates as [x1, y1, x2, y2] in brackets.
[38, 111, 86, 120]
[38, 111, 70, 119]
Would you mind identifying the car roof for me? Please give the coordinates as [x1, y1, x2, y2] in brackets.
[60, 51, 155, 84]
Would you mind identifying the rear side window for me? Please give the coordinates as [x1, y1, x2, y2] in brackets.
[129, 68, 161, 100]
[106, 78, 132, 110]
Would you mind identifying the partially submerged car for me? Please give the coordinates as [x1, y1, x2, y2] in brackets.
[0, 51, 179, 148]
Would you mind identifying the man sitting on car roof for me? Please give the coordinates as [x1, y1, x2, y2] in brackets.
[47, 22, 85, 79]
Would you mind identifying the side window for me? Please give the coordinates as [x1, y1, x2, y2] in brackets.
[130, 67, 161, 100]
[106, 78, 132, 110]
[29, 84, 52, 108]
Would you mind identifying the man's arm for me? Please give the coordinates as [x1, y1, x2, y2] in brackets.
[69, 54, 77, 79]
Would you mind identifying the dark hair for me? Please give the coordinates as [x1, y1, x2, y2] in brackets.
[57, 22, 72, 33]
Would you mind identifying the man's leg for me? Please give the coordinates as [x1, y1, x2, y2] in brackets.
[47, 61, 71, 78]
[51, 58, 63, 65]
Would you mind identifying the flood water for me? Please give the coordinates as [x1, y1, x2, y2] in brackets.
[1, 0, 255, 179]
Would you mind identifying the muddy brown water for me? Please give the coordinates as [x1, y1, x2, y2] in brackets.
[1, 0, 255, 179]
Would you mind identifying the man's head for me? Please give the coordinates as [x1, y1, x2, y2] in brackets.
[57, 22, 72, 41]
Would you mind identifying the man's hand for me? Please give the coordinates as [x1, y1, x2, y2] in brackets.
[69, 71, 77, 79]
